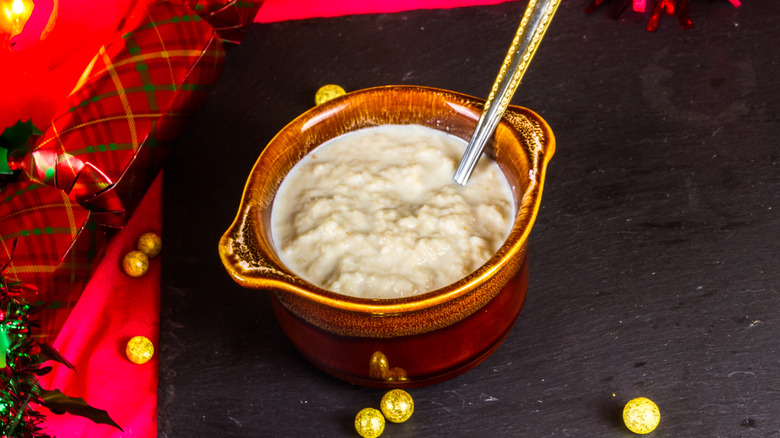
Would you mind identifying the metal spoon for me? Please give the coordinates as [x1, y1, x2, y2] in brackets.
[453, 0, 561, 185]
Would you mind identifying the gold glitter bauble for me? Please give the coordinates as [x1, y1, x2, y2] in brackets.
[315, 84, 346, 105]
[126, 336, 154, 364]
[354, 407, 385, 438]
[623, 397, 660, 434]
[137, 232, 162, 258]
[122, 250, 149, 277]
[380, 389, 414, 423]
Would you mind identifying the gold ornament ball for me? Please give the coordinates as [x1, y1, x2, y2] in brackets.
[354, 407, 385, 438]
[122, 250, 149, 277]
[137, 232, 162, 258]
[380, 389, 414, 423]
[315, 84, 346, 105]
[126, 336, 154, 364]
[623, 397, 660, 434]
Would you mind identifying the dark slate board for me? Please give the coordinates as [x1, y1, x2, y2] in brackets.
[159, 2, 779, 436]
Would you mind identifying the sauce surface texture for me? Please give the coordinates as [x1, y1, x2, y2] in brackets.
[271, 125, 514, 299]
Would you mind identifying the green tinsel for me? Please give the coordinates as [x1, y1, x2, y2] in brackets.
[1, 259, 49, 438]
[1, 241, 122, 437]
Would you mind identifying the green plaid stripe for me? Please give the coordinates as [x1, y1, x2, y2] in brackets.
[123, 14, 202, 38]
[69, 83, 211, 112]
[66, 142, 133, 155]
[124, 35, 159, 111]
[68, 75, 213, 112]
[1, 181, 37, 204]
[1, 226, 75, 239]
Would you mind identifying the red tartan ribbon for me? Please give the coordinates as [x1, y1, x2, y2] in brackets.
[0, 177, 106, 341]
[23, 0, 226, 228]
[0, 0, 262, 341]
[184, 0, 264, 44]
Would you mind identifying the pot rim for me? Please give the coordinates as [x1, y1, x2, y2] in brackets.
[218, 85, 555, 316]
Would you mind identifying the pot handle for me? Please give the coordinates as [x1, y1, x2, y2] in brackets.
[500, 105, 555, 235]
[504, 105, 556, 170]
[218, 204, 299, 291]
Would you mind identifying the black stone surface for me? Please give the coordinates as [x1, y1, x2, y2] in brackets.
[159, 2, 779, 436]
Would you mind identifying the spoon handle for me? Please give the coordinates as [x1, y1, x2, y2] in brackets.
[453, 0, 561, 186]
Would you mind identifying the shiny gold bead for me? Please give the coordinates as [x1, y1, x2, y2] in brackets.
[137, 232, 162, 258]
[380, 389, 414, 423]
[387, 367, 408, 382]
[354, 407, 385, 438]
[122, 250, 149, 277]
[623, 397, 660, 434]
[125, 336, 154, 364]
[369, 351, 390, 380]
[315, 84, 346, 105]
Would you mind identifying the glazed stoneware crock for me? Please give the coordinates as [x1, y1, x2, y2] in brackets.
[218, 85, 554, 388]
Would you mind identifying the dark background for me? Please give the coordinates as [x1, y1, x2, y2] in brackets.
[159, 1, 779, 436]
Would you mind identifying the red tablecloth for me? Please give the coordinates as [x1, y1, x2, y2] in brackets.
[37, 173, 163, 437]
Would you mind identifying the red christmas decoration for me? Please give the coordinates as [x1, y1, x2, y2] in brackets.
[585, 0, 740, 31]
[2, 0, 263, 344]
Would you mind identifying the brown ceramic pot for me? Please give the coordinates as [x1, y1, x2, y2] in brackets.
[218, 85, 554, 388]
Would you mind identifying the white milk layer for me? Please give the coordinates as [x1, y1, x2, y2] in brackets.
[271, 124, 514, 299]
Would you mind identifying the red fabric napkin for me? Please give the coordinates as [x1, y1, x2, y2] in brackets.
[36, 172, 163, 438]
[255, 0, 514, 22]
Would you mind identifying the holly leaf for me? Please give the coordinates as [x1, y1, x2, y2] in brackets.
[0, 119, 42, 153]
[1, 119, 42, 175]
[40, 389, 123, 431]
[38, 342, 76, 370]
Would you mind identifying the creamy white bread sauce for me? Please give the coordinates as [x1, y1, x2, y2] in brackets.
[271, 125, 514, 299]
